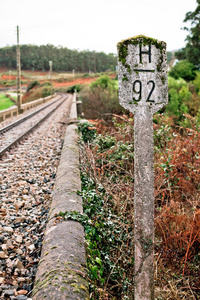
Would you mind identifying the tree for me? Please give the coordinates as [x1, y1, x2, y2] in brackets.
[169, 60, 197, 81]
[176, 0, 200, 68]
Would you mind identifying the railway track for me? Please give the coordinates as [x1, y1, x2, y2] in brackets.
[0, 94, 73, 298]
[0, 93, 69, 157]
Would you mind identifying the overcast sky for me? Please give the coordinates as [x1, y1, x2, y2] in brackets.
[0, 0, 197, 54]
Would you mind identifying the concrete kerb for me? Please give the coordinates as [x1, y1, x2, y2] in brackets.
[32, 93, 89, 300]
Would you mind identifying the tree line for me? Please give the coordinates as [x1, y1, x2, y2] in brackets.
[175, 0, 200, 68]
[0, 44, 117, 72]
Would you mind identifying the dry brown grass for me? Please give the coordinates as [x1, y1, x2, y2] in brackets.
[79, 114, 200, 299]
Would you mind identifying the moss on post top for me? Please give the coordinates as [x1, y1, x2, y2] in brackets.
[117, 35, 166, 67]
[117, 35, 167, 75]
[117, 35, 166, 50]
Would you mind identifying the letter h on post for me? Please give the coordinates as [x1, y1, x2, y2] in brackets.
[139, 44, 151, 63]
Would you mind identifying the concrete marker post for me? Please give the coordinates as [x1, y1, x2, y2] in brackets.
[117, 35, 168, 299]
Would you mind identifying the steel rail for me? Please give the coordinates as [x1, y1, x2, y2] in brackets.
[0, 94, 64, 134]
[0, 94, 68, 157]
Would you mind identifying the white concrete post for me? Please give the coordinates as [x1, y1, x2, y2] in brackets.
[117, 35, 168, 299]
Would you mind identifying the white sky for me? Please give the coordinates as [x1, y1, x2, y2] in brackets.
[0, 0, 197, 54]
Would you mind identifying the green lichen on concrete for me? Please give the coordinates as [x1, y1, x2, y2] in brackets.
[53, 283, 60, 287]
[79, 284, 88, 291]
[44, 268, 60, 278]
[71, 283, 80, 293]
[161, 76, 166, 84]
[32, 274, 55, 296]
[67, 144, 79, 155]
[33, 261, 88, 298]
[122, 75, 128, 81]
[38, 259, 45, 266]
[50, 246, 58, 250]
[117, 35, 166, 74]
[61, 286, 69, 293]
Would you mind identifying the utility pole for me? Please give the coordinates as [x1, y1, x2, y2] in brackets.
[16, 25, 22, 112]
[49, 61, 53, 96]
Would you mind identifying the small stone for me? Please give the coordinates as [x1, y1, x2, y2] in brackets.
[6, 239, 12, 246]
[14, 269, 20, 276]
[20, 269, 27, 276]
[3, 289, 15, 296]
[28, 244, 35, 252]
[17, 277, 26, 282]
[15, 201, 25, 208]
[6, 267, 12, 274]
[12, 280, 18, 286]
[16, 295, 27, 300]
[0, 277, 4, 284]
[27, 178, 36, 184]
[15, 248, 23, 255]
[17, 290, 28, 295]
[15, 258, 24, 270]
[7, 259, 14, 268]
[0, 251, 8, 258]
[0, 209, 7, 217]
[16, 235, 23, 243]
[1, 244, 8, 251]
[17, 181, 27, 186]
[4, 226, 14, 233]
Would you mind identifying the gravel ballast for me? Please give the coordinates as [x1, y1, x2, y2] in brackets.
[0, 94, 75, 299]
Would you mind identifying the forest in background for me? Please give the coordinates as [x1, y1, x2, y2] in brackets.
[0, 44, 117, 73]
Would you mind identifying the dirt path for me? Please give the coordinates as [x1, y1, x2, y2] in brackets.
[53, 76, 98, 88]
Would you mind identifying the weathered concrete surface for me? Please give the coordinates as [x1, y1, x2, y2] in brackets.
[134, 108, 154, 300]
[69, 93, 77, 120]
[117, 36, 168, 299]
[33, 94, 89, 299]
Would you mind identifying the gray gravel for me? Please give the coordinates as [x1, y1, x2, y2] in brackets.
[0, 95, 72, 299]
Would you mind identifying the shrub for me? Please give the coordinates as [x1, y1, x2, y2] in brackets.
[80, 76, 122, 119]
[168, 76, 187, 90]
[166, 76, 200, 124]
[41, 84, 52, 98]
[78, 122, 96, 143]
[90, 75, 115, 91]
[66, 84, 81, 93]
[169, 60, 197, 81]
[193, 71, 200, 94]
[22, 82, 52, 103]
[26, 80, 40, 92]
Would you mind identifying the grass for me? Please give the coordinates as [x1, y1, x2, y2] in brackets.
[0, 94, 15, 110]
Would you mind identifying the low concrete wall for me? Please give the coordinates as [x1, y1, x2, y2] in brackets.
[32, 94, 89, 299]
[0, 95, 54, 123]
[0, 105, 18, 122]
[22, 95, 53, 112]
